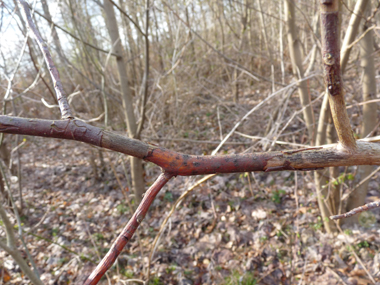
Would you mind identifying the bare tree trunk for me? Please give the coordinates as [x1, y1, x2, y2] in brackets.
[258, 0, 274, 92]
[233, 0, 248, 103]
[135, 0, 150, 138]
[103, 0, 145, 203]
[326, 114, 341, 229]
[345, 3, 377, 225]
[157, 7, 167, 71]
[118, 0, 139, 93]
[284, 0, 315, 144]
[279, 0, 285, 84]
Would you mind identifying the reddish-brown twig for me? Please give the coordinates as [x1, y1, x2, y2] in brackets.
[83, 172, 174, 285]
[3, 116, 380, 174]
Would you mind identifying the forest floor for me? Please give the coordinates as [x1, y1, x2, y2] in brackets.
[1, 91, 380, 285]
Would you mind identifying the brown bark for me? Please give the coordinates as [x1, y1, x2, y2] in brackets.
[320, 0, 356, 152]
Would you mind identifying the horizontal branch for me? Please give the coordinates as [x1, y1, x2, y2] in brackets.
[1, 116, 380, 175]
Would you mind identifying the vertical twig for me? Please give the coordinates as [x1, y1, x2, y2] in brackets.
[320, 0, 356, 151]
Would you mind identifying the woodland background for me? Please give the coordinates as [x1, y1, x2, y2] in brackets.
[1, 0, 380, 284]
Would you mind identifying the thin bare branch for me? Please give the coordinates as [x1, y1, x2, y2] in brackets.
[32, 8, 117, 56]
[159, 1, 285, 87]
[18, 0, 73, 119]
[83, 172, 174, 285]
[330, 200, 380, 220]
[107, 0, 146, 37]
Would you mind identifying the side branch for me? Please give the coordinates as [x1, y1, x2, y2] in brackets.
[330, 201, 380, 220]
[83, 172, 174, 285]
[1, 116, 380, 175]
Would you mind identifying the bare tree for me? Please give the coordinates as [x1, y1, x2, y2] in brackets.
[284, 0, 315, 143]
[345, 2, 378, 225]
[103, 0, 145, 203]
